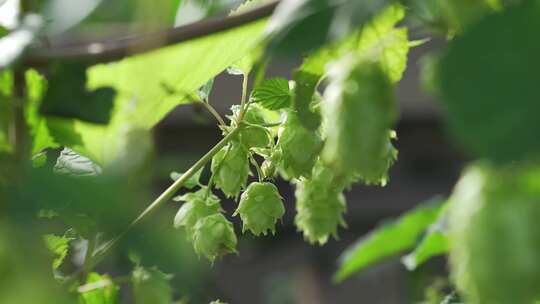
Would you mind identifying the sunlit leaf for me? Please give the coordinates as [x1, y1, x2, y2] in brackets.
[334, 198, 445, 282]
[251, 77, 291, 110]
[402, 204, 449, 271]
[43, 234, 73, 269]
[78, 272, 119, 304]
[44, 13, 268, 167]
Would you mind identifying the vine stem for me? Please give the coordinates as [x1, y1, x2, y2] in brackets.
[83, 127, 240, 272]
[236, 73, 250, 123]
[201, 100, 226, 126]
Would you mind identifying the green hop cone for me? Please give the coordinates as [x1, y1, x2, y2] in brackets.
[236, 182, 285, 236]
[261, 148, 282, 179]
[192, 213, 237, 262]
[277, 111, 322, 179]
[173, 187, 222, 238]
[322, 56, 397, 186]
[239, 124, 271, 149]
[211, 142, 250, 197]
[294, 162, 347, 245]
[448, 163, 540, 304]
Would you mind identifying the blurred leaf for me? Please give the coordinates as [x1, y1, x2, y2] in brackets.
[266, 0, 336, 55]
[40, 0, 102, 34]
[438, 2, 540, 163]
[354, 3, 409, 83]
[334, 198, 445, 282]
[0, 225, 74, 304]
[440, 292, 463, 304]
[170, 168, 202, 189]
[43, 233, 73, 269]
[0, 14, 42, 69]
[441, 0, 500, 32]
[54, 147, 103, 177]
[43, 14, 267, 167]
[251, 77, 291, 110]
[78, 272, 120, 304]
[0, 70, 12, 153]
[402, 204, 449, 271]
[132, 265, 173, 304]
[265, 0, 389, 56]
[25, 69, 59, 155]
[40, 63, 116, 124]
[289, 3, 407, 131]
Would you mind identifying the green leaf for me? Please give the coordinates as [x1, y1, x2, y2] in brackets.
[402, 204, 449, 271]
[170, 168, 203, 189]
[354, 3, 410, 83]
[25, 69, 59, 155]
[79, 272, 120, 304]
[334, 198, 445, 282]
[132, 265, 173, 304]
[251, 77, 291, 110]
[43, 234, 72, 270]
[40, 63, 116, 124]
[45, 12, 268, 167]
[0, 70, 12, 153]
[438, 2, 540, 163]
[266, 0, 391, 56]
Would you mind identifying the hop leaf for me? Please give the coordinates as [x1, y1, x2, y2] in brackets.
[251, 77, 292, 110]
[277, 111, 322, 179]
[236, 182, 285, 236]
[322, 56, 397, 185]
[192, 214, 237, 262]
[294, 162, 347, 245]
[211, 143, 250, 197]
[173, 187, 222, 237]
[448, 163, 540, 304]
[132, 266, 173, 304]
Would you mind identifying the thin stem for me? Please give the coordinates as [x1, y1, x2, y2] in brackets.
[83, 127, 240, 272]
[82, 236, 96, 275]
[200, 101, 226, 126]
[249, 154, 264, 182]
[236, 73, 250, 123]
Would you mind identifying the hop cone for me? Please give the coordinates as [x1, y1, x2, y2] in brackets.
[277, 111, 322, 179]
[322, 56, 397, 185]
[294, 162, 346, 245]
[236, 182, 285, 235]
[211, 143, 250, 197]
[173, 187, 222, 237]
[192, 214, 237, 263]
[448, 164, 540, 304]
